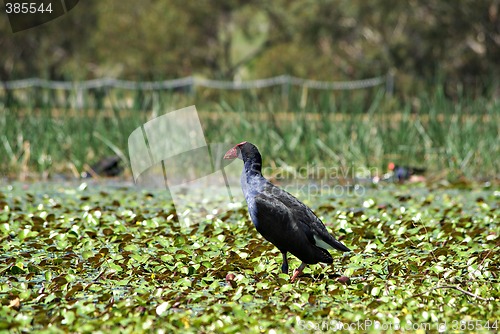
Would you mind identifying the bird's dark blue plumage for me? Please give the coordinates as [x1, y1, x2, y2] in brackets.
[224, 141, 350, 281]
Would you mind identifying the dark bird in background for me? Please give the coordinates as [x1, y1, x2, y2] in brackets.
[82, 155, 123, 178]
[224, 141, 350, 282]
[388, 162, 426, 182]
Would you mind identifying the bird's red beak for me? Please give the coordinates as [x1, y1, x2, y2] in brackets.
[224, 141, 247, 160]
[224, 147, 238, 160]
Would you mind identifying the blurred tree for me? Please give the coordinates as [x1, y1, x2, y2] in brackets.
[91, 0, 285, 79]
[0, 0, 498, 94]
[254, 0, 500, 93]
[0, 1, 97, 81]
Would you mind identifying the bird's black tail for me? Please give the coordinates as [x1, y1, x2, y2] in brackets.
[329, 238, 350, 252]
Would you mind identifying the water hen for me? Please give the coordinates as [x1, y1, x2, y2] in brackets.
[224, 141, 350, 282]
[388, 162, 426, 182]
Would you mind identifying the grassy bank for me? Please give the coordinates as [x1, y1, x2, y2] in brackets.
[0, 86, 498, 181]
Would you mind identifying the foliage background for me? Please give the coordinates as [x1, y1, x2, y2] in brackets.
[1, 0, 500, 97]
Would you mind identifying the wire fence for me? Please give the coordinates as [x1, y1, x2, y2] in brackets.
[1, 74, 391, 92]
[0, 73, 393, 111]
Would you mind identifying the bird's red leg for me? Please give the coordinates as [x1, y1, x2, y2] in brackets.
[291, 262, 307, 282]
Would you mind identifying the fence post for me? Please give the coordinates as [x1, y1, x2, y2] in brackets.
[385, 70, 395, 97]
[281, 75, 290, 110]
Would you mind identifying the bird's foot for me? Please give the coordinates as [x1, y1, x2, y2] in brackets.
[290, 269, 301, 282]
[290, 262, 307, 282]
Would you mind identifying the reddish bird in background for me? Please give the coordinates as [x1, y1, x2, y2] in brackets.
[224, 141, 350, 282]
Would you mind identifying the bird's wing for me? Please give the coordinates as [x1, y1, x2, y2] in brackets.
[254, 191, 335, 264]
[269, 185, 350, 253]
[253, 192, 308, 251]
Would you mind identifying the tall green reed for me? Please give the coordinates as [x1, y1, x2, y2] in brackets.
[0, 84, 497, 180]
